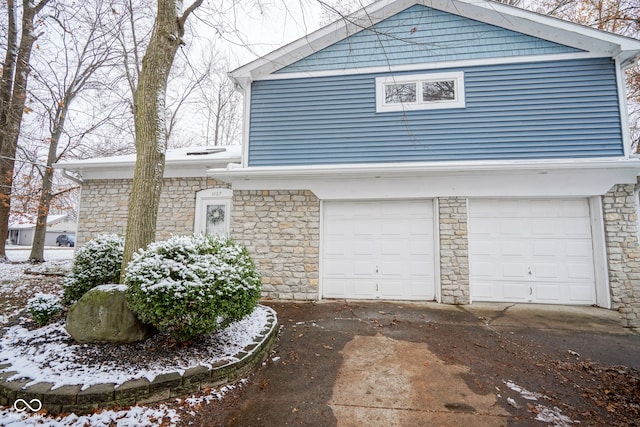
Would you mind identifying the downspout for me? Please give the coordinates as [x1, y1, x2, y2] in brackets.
[61, 168, 83, 185]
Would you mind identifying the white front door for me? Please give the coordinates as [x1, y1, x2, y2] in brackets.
[322, 200, 435, 300]
[468, 198, 596, 304]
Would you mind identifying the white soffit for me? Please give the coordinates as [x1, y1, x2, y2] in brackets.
[208, 159, 640, 198]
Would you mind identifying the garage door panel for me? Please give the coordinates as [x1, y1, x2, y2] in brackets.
[565, 219, 591, 236]
[469, 198, 596, 305]
[532, 241, 558, 257]
[324, 260, 349, 276]
[534, 263, 558, 279]
[566, 241, 592, 257]
[353, 261, 376, 276]
[501, 241, 528, 257]
[536, 284, 562, 301]
[381, 261, 403, 277]
[471, 262, 494, 277]
[353, 240, 375, 255]
[503, 283, 530, 300]
[353, 281, 377, 297]
[323, 200, 435, 300]
[410, 239, 432, 255]
[323, 279, 347, 298]
[569, 284, 596, 302]
[410, 261, 433, 276]
[500, 220, 524, 234]
[503, 263, 528, 278]
[381, 240, 404, 255]
[471, 281, 498, 299]
[531, 218, 562, 235]
[567, 263, 595, 280]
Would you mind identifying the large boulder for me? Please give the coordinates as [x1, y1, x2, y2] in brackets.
[65, 284, 155, 343]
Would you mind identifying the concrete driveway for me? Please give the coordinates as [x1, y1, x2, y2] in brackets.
[186, 301, 639, 427]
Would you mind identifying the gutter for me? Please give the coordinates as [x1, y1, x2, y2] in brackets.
[208, 157, 640, 180]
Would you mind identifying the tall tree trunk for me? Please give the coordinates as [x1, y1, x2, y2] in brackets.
[0, 0, 50, 261]
[120, 0, 202, 280]
[28, 114, 65, 262]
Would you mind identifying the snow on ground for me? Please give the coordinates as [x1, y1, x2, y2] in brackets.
[0, 252, 269, 425]
[1, 306, 270, 389]
[0, 248, 73, 326]
[0, 382, 245, 426]
[504, 380, 577, 426]
[5, 247, 75, 262]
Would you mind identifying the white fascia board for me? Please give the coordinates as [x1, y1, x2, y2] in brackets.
[229, 0, 640, 83]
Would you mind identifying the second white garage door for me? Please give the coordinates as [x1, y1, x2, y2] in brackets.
[468, 198, 596, 305]
[322, 200, 435, 300]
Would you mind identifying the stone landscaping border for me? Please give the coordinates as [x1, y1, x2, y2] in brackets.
[0, 306, 278, 415]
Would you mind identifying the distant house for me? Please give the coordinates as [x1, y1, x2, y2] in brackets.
[8, 214, 77, 246]
[56, 0, 640, 328]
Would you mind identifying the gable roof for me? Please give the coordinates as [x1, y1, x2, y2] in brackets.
[229, 0, 640, 85]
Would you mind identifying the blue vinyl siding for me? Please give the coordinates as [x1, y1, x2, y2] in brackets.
[248, 58, 623, 166]
[276, 5, 581, 73]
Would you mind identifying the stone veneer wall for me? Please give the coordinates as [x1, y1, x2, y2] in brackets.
[77, 177, 228, 247]
[603, 184, 640, 328]
[231, 190, 320, 300]
[438, 197, 470, 304]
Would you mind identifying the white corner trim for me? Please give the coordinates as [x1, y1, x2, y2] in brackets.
[433, 198, 442, 303]
[589, 196, 611, 309]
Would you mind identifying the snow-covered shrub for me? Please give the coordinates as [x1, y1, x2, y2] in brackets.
[27, 293, 62, 326]
[62, 234, 124, 305]
[125, 235, 262, 342]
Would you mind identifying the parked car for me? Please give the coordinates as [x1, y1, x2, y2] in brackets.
[56, 234, 75, 247]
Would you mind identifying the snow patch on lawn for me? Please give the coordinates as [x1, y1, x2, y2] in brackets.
[0, 306, 272, 390]
[0, 404, 180, 427]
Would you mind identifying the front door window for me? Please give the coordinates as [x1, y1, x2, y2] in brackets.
[205, 203, 227, 236]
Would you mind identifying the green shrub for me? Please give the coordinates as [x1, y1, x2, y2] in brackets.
[27, 293, 62, 326]
[125, 234, 262, 342]
[62, 234, 124, 305]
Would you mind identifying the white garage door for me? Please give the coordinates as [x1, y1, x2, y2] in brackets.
[322, 200, 435, 300]
[469, 199, 596, 305]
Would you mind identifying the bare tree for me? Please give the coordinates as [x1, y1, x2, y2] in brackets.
[24, 1, 121, 262]
[0, 0, 51, 261]
[121, 0, 204, 278]
[191, 52, 241, 146]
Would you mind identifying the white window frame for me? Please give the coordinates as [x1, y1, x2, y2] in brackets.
[375, 71, 465, 113]
[194, 188, 233, 237]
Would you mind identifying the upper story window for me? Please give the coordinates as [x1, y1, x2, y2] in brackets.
[375, 71, 465, 112]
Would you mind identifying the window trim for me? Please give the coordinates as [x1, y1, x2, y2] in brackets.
[194, 188, 233, 237]
[375, 71, 465, 112]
